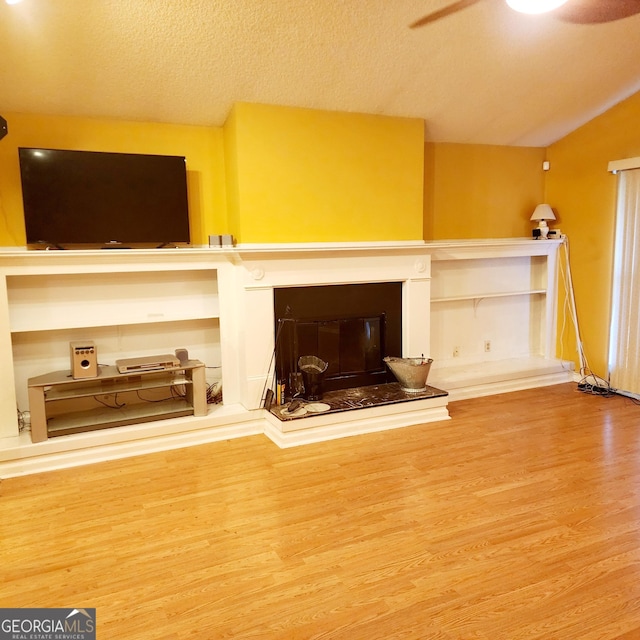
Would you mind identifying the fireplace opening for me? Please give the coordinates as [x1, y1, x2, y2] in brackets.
[274, 282, 402, 398]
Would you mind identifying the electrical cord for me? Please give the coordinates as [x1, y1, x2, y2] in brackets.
[559, 236, 588, 374]
[135, 385, 186, 403]
[17, 407, 30, 432]
[559, 236, 619, 399]
[94, 394, 126, 409]
[205, 366, 223, 404]
[576, 370, 616, 397]
[207, 381, 222, 404]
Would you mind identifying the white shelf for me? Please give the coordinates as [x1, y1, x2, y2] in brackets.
[431, 289, 546, 303]
[7, 270, 219, 333]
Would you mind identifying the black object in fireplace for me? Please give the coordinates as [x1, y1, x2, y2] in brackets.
[274, 282, 402, 395]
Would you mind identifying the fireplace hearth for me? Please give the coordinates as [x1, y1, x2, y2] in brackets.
[269, 381, 448, 422]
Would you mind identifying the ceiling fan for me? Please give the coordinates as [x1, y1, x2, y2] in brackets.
[410, 0, 640, 28]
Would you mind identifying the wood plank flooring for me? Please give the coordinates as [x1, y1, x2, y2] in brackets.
[2, 382, 640, 639]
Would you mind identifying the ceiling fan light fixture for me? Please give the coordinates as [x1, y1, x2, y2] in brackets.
[505, 0, 569, 14]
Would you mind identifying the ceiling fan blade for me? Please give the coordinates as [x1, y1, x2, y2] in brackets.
[556, 0, 640, 24]
[410, 0, 484, 28]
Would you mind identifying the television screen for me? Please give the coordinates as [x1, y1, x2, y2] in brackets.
[18, 148, 191, 247]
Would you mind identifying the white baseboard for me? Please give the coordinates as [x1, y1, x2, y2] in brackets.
[0, 362, 576, 478]
[429, 356, 575, 401]
[0, 405, 263, 478]
[0, 397, 451, 477]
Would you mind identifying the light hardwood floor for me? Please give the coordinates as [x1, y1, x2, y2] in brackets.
[2, 382, 640, 639]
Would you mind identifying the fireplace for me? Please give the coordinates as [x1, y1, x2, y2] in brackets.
[274, 282, 402, 398]
[234, 242, 434, 412]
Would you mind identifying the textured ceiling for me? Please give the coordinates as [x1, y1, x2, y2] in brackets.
[2, 0, 640, 146]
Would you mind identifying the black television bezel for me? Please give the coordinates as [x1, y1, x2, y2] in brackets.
[18, 147, 191, 249]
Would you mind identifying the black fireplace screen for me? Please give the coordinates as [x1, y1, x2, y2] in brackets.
[274, 282, 402, 395]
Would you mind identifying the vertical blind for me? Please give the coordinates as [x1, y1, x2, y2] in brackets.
[608, 166, 640, 394]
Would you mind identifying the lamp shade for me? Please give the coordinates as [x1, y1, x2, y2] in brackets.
[530, 204, 556, 222]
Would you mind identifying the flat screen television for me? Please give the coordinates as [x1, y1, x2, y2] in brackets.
[18, 147, 191, 247]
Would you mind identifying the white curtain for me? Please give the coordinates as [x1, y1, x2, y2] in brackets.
[609, 167, 640, 394]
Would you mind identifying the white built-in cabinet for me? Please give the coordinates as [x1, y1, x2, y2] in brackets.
[0, 249, 237, 442]
[0, 240, 572, 476]
[426, 239, 571, 397]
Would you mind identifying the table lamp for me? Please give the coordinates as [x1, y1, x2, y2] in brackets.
[530, 204, 555, 239]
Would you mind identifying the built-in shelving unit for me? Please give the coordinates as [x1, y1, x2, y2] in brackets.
[0, 249, 238, 442]
[0, 240, 573, 477]
[426, 239, 572, 399]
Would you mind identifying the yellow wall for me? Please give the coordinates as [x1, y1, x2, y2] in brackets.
[224, 102, 425, 243]
[4, 97, 636, 379]
[222, 105, 240, 242]
[425, 142, 546, 240]
[1, 107, 545, 249]
[546, 90, 640, 377]
[0, 113, 226, 246]
[7, 99, 637, 386]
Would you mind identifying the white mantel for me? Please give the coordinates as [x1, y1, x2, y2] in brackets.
[232, 241, 433, 409]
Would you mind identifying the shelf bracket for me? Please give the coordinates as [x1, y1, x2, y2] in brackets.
[473, 297, 484, 315]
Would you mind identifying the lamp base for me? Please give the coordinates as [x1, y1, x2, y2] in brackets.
[537, 220, 549, 239]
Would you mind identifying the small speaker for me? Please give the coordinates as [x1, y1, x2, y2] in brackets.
[70, 341, 98, 379]
[175, 348, 189, 365]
